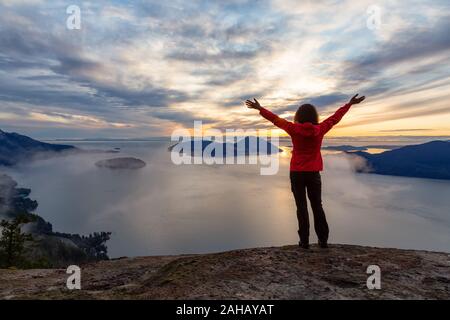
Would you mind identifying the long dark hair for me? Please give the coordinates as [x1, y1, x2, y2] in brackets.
[294, 104, 319, 124]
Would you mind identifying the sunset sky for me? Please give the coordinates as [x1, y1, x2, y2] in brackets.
[0, 0, 449, 138]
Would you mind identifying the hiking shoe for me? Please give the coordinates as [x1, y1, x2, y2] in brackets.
[299, 242, 310, 249]
[318, 241, 328, 248]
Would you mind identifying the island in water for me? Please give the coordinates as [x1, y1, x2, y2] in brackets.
[169, 136, 282, 157]
[95, 157, 146, 169]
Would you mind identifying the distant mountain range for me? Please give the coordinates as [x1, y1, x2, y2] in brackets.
[323, 145, 369, 151]
[322, 145, 401, 152]
[351, 140, 450, 180]
[0, 129, 76, 166]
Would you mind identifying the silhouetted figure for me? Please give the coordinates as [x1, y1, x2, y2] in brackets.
[246, 94, 365, 249]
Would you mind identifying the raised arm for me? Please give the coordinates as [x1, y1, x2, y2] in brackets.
[319, 94, 365, 135]
[245, 99, 319, 136]
[245, 98, 292, 132]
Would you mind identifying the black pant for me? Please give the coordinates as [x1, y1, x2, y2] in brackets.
[290, 171, 329, 245]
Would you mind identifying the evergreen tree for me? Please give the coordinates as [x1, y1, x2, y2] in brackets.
[0, 215, 33, 268]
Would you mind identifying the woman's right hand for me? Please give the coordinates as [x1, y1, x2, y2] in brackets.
[349, 94, 365, 105]
[245, 98, 262, 110]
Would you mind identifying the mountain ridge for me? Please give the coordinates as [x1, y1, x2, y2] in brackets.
[0, 129, 76, 166]
[350, 140, 450, 180]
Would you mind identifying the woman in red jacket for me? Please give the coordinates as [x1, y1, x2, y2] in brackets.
[245, 94, 365, 249]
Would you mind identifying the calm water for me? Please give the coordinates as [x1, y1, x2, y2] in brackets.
[3, 139, 450, 257]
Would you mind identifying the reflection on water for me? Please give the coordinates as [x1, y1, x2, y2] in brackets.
[364, 148, 391, 154]
[2, 140, 450, 257]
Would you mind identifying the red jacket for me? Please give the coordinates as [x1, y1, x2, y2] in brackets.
[259, 103, 351, 171]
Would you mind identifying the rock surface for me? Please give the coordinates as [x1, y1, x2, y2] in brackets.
[95, 157, 146, 169]
[0, 244, 449, 300]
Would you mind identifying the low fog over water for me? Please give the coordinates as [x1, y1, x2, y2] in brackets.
[2, 139, 450, 257]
